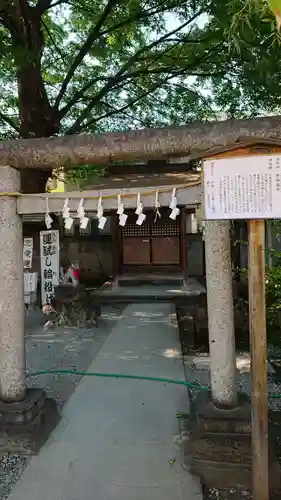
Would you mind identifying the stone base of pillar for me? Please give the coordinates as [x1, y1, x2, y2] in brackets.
[0, 388, 59, 455]
[180, 391, 280, 494]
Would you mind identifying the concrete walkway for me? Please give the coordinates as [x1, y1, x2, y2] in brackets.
[8, 303, 202, 500]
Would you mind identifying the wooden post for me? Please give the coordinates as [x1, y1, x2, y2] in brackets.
[248, 219, 269, 500]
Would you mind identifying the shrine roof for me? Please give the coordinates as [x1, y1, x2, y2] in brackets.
[67, 170, 201, 192]
[197, 136, 281, 160]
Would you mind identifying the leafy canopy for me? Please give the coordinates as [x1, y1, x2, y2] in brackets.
[0, 1, 281, 148]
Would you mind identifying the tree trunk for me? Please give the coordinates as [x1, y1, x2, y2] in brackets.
[1, 115, 281, 169]
[20, 168, 51, 194]
[0, 1, 59, 192]
[18, 62, 59, 140]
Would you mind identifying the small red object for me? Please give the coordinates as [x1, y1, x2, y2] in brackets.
[72, 268, 79, 281]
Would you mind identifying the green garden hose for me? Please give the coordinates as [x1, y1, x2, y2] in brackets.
[26, 369, 208, 391]
[26, 369, 281, 398]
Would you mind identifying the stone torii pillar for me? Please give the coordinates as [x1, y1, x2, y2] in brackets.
[0, 166, 54, 454]
[0, 166, 26, 402]
[204, 219, 237, 408]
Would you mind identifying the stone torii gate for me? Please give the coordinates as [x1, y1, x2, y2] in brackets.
[0, 162, 228, 407]
[0, 125, 280, 492]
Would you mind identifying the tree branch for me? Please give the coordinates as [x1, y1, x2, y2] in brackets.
[171, 82, 218, 118]
[65, 60, 217, 133]
[36, 0, 52, 14]
[50, 0, 68, 7]
[54, 0, 120, 109]
[76, 81, 170, 132]
[55, 0, 195, 112]
[41, 19, 66, 63]
[63, 10, 204, 132]
[36, 0, 66, 14]
[0, 111, 20, 134]
[99, 0, 187, 38]
[95, 100, 149, 128]
[62, 35, 222, 129]
[77, 46, 189, 132]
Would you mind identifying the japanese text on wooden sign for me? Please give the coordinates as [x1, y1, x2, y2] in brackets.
[23, 238, 33, 269]
[203, 154, 281, 220]
[40, 230, 60, 305]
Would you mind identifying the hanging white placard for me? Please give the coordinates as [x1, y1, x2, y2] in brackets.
[64, 216, 74, 230]
[80, 216, 89, 229]
[98, 216, 107, 230]
[40, 230, 60, 306]
[136, 213, 146, 226]
[119, 213, 128, 226]
[97, 196, 107, 229]
[45, 214, 53, 229]
[169, 188, 180, 219]
[169, 206, 180, 220]
[62, 199, 74, 230]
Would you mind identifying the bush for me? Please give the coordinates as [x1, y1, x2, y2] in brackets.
[233, 265, 281, 331]
[266, 266, 281, 329]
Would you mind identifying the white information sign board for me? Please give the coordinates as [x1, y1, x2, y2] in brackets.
[204, 154, 281, 220]
[40, 230, 60, 305]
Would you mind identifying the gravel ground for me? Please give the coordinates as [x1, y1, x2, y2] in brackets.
[0, 304, 124, 500]
[184, 346, 281, 410]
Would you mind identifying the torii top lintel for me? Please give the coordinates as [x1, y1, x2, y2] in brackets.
[1, 115, 281, 169]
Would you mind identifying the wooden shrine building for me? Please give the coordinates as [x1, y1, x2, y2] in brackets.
[21, 160, 203, 285]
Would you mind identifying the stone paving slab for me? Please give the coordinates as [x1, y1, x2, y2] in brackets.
[8, 303, 202, 500]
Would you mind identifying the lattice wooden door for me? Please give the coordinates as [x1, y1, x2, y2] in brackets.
[121, 211, 180, 266]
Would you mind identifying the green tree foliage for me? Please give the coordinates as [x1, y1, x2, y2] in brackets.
[203, 0, 281, 118]
[228, 0, 281, 30]
[0, 0, 216, 141]
[1, 0, 281, 136]
[1, 0, 281, 187]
